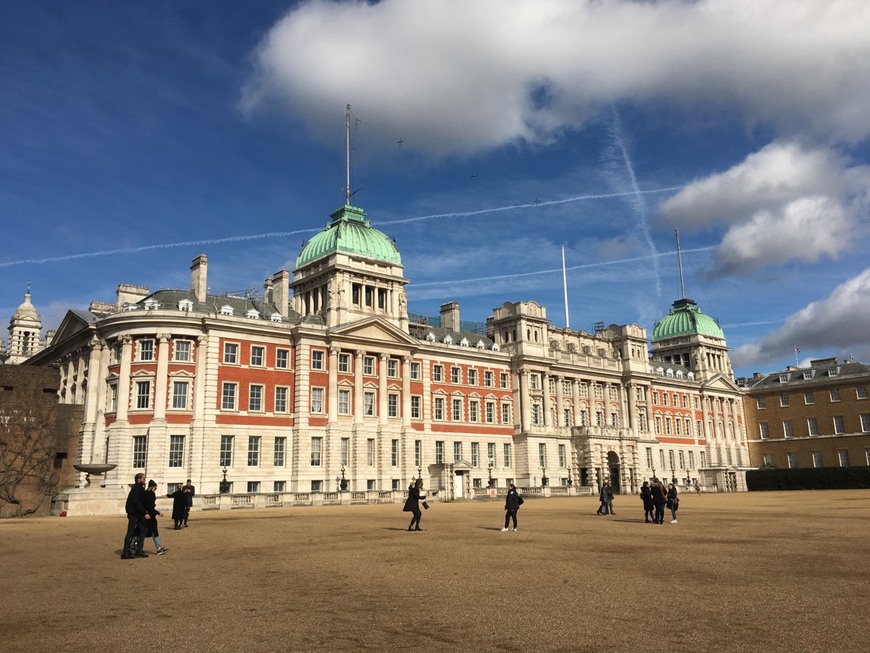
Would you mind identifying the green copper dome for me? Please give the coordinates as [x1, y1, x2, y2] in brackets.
[652, 298, 725, 340]
[296, 205, 401, 269]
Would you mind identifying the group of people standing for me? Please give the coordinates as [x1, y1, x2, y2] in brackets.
[122, 475, 195, 559]
[640, 478, 679, 524]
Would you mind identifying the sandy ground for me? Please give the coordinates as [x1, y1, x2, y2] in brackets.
[1, 490, 868, 653]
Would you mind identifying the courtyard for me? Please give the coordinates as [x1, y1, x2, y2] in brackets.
[1, 490, 868, 652]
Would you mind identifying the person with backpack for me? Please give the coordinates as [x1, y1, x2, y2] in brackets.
[501, 483, 524, 531]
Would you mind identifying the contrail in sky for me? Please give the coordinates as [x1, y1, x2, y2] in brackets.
[0, 185, 683, 268]
[608, 108, 662, 298]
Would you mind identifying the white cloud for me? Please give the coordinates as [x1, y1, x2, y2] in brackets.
[240, 0, 870, 158]
[732, 268, 870, 368]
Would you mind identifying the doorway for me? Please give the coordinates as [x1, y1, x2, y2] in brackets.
[607, 451, 621, 493]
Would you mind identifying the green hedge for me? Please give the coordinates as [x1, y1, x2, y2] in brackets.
[747, 466, 870, 491]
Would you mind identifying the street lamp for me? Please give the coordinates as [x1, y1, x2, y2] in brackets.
[541, 467, 548, 487]
[219, 466, 230, 494]
[487, 459, 494, 488]
[417, 466, 423, 481]
[567, 466, 573, 487]
[339, 465, 348, 491]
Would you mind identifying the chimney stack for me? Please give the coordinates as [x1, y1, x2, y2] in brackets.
[190, 254, 208, 303]
[440, 301, 460, 332]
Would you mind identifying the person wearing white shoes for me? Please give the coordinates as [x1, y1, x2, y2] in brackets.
[502, 483, 524, 531]
[666, 483, 680, 523]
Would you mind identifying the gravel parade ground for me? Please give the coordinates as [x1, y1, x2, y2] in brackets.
[2, 490, 868, 653]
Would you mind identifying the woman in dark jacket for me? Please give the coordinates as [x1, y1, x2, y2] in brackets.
[144, 480, 168, 554]
[168, 485, 190, 530]
[666, 483, 680, 523]
[403, 479, 427, 531]
[649, 478, 668, 524]
[502, 483, 524, 531]
[640, 481, 655, 523]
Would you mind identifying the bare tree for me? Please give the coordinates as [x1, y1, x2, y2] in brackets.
[0, 370, 61, 517]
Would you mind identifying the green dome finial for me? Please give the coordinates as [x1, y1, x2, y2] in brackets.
[652, 298, 724, 340]
[296, 205, 401, 269]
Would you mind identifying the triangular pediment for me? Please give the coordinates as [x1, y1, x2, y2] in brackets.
[25, 309, 96, 364]
[51, 309, 96, 344]
[329, 316, 419, 347]
[701, 373, 742, 393]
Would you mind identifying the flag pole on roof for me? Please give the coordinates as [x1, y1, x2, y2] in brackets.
[562, 246, 570, 329]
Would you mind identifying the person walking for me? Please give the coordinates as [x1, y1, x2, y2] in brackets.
[168, 483, 190, 530]
[121, 473, 151, 559]
[181, 479, 195, 527]
[666, 483, 680, 523]
[403, 479, 427, 531]
[501, 483, 524, 531]
[640, 481, 655, 523]
[143, 480, 168, 555]
[599, 480, 615, 516]
[650, 477, 668, 524]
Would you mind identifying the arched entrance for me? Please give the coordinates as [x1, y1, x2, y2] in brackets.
[607, 451, 621, 493]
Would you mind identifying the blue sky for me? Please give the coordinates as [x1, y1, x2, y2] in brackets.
[2, 0, 869, 378]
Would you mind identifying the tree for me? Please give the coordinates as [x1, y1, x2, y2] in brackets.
[0, 369, 62, 517]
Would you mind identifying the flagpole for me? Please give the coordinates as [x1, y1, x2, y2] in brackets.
[794, 346, 800, 367]
[562, 246, 570, 329]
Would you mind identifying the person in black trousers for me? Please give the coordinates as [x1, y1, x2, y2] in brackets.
[403, 479, 427, 531]
[122, 473, 151, 559]
[181, 479, 195, 527]
[143, 480, 168, 555]
[650, 477, 668, 524]
[501, 483, 524, 531]
[168, 484, 190, 530]
[640, 481, 655, 523]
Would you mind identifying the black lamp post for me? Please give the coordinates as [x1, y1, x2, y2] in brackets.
[417, 466, 423, 481]
[339, 465, 348, 491]
[671, 463, 677, 485]
[567, 466, 573, 487]
[541, 467, 548, 487]
[219, 467, 230, 494]
[487, 459, 494, 488]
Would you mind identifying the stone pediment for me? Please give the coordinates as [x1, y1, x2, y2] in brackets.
[702, 373, 742, 393]
[51, 309, 96, 345]
[328, 316, 419, 347]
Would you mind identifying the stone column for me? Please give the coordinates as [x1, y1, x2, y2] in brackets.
[542, 373, 552, 427]
[401, 356, 412, 428]
[153, 333, 170, 422]
[572, 378, 581, 427]
[378, 353, 388, 426]
[354, 350, 364, 425]
[116, 336, 133, 423]
[518, 371, 530, 432]
[328, 346, 339, 424]
[555, 376, 564, 429]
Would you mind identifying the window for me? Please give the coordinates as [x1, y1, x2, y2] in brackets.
[484, 371, 493, 387]
[531, 404, 541, 425]
[391, 439, 399, 466]
[529, 374, 540, 390]
[388, 393, 399, 418]
[222, 383, 238, 411]
[338, 389, 350, 415]
[274, 437, 286, 467]
[249, 346, 265, 367]
[469, 400, 479, 423]
[311, 480, 322, 493]
[858, 385, 868, 400]
[223, 342, 238, 364]
[452, 398, 462, 421]
[220, 435, 234, 467]
[804, 392, 814, 405]
[434, 397, 445, 420]
[833, 415, 845, 434]
[779, 393, 790, 407]
[433, 365, 444, 382]
[435, 441, 445, 464]
[762, 453, 773, 467]
[135, 380, 151, 409]
[341, 438, 350, 467]
[861, 414, 870, 433]
[486, 402, 496, 424]
[471, 442, 480, 467]
[782, 420, 793, 438]
[414, 440, 422, 467]
[363, 356, 374, 375]
[363, 392, 375, 416]
[387, 359, 398, 377]
[248, 436, 261, 466]
[807, 417, 819, 436]
[786, 452, 797, 469]
[338, 353, 350, 373]
[311, 350, 324, 370]
[663, 393, 669, 406]
[500, 373, 509, 389]
[171, 381, 189, 409]
[132, 436, 147, 468]
[367, 439, 376, 467]
[501, 402, 511, 424]
[411, 396, 421, 419]
[678, 450, 685, 469]
[249, 384, 264, 412]
[688, 451, 695, 469]
[759, 423, 769, 439]
[311, 388, 324, 414]
[107, 383, 118, 412]
[276, 349, 289, 369]
[830, 388, 841, 402]
[838, 449, 849, 467]
[275, 387, 288, 413]
[503, 443, 512, 467]
[558, 444, 567, 467]
[812, 451, 823, 468]
[756, 396, 766, 409]
[274, 481, 285, 492]
[247, 481, 260, 493]
[410, 362, 420, 380]
[310, 437, 322, 466]
[454, 441, 463, 462]
[139, 339, 154, 361]
[168, 435, 185, 468]
[488, 442, 497, 466]
[538, 443, 547, 468]
[468, 369, 478, 386]
[174, 340, 191, 362]
[451, 367, 461, 384]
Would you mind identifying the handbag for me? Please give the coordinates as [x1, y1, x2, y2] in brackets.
[421, 500, 429, 510]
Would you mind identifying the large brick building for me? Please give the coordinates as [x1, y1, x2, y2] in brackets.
[23, 201, 750, 507]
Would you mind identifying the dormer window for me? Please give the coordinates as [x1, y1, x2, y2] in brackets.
[476, 340, 486, 349]
[828, 367, 840, 377]
[460, 337, 469, 347]
[270, 313, 283, 322]
[143, 299, 160, 310]
[491, 343, 500, 351]
[178, 299, 194, 312]
[779, 374, 789, 383]
[443, 334, 453, 345]
[245, 308, 260, 319]
[426, 332, 436, 342]
[219, 305, 234, 316]
[802, 370, 814, 380]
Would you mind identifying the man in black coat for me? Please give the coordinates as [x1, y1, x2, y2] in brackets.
[122, 473, 151, 559]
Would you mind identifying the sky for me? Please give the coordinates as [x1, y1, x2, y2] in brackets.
[2, 0, 869, 378]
